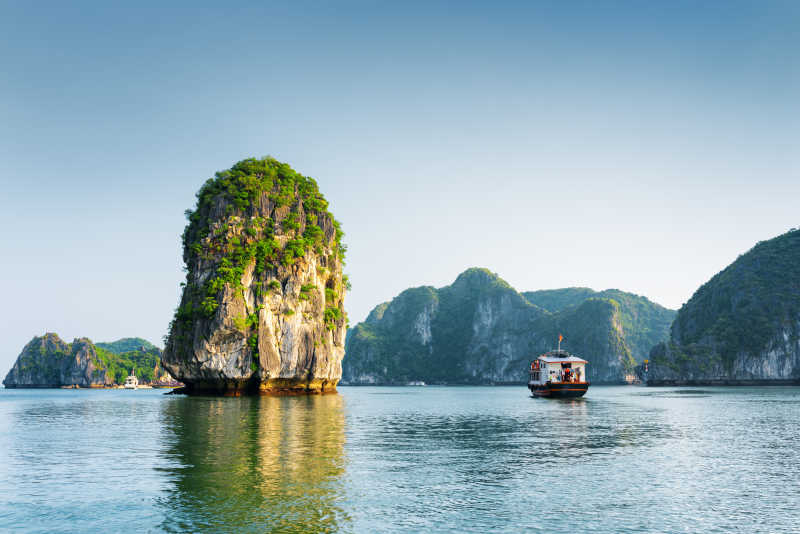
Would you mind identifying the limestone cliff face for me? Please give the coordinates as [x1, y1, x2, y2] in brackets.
[3, 333, 113, 388]
[343, 268, 669, 384]
[161, 157, 347, 394]
[647, 327, 800, 384]
[647, 229, 800, 385]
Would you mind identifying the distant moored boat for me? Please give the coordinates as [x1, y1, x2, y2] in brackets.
[124, 370, 139, 390]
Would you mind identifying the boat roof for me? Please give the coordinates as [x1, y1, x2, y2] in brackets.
[538, 351, 588, 364]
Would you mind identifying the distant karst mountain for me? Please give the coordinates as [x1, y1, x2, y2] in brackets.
[343, 268, 675, 384]
[647, 229, 800, 385]
[95, 337, 158, 354]
[3, 334, 171, 388]
[523, 287, 676, 364]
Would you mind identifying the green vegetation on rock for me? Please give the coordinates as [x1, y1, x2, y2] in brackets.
[343, 268, 675, 385]
[94, 345, 163, 383]
[521, 288, 598, 312]
[167, 157, 347, 348]
[524, 288, 675, 362]
[3, 334, 170, 387]
[162, 156, 348, 394]
[96, 337, 157, 354]
[674, 229, 800, 358]
[648, 228, 800, 381]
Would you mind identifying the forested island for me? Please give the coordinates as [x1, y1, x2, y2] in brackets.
[344, 229, 800, 387]
[3, 334, 173, 388]
[343, 268, 675, 385]
[647, 229, 800, 385]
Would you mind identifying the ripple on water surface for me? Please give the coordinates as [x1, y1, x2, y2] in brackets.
[0, 386, 798, 533]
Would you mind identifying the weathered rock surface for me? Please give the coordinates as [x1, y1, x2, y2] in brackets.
[4, 333, 115, 388]
[343, 268, 674, 384]
[647, 229, 800, 385]
[161, 157, 347, 394]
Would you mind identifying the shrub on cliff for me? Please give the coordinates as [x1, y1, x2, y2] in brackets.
[168, 157, 347, 342]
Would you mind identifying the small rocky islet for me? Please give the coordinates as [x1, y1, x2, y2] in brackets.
[2, 334, 172, 388]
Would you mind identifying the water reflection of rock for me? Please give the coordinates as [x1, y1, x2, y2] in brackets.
[158, 394, 348, 533]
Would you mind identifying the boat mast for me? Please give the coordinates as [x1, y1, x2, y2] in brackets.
[558, 334, 563, 352]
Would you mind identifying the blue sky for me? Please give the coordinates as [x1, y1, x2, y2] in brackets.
[1, 1, 798, 371]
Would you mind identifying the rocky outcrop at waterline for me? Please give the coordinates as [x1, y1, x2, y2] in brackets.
[161, 157, 347, 395]
[646, 229, 800, 385]
[3, 333, 169, 387]
[343, 268, 675, 385]
[3, 334, 112, 388]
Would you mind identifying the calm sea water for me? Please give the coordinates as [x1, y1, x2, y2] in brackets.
[0, 386, 798, 533]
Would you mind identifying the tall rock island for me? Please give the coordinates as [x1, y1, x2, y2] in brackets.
[647, 229, 800, 385]
[161, 157, 347, 394]
[343, 268, 674, 384]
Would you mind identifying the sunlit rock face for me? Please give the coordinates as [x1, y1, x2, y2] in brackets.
[161, 158, 347, 395]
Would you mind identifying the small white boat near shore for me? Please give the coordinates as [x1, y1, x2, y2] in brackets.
[123, 370, 139, 390]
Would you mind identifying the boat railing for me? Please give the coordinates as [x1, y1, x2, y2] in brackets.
[529, 371, 586, 384]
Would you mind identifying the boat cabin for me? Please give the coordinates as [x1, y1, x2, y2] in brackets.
[528, 349, 590, 398]
[530, 351, 588, 384]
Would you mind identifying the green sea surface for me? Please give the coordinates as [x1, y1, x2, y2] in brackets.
[0, 386, 797, 533]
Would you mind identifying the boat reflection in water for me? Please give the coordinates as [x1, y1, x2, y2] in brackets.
[158, 394, 348, 533]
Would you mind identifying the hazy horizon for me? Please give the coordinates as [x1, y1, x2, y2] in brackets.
[2, 1, 798, 370]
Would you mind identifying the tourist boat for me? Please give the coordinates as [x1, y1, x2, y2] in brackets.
[123, 370, 139, 390]
[528, 348, 590, 398]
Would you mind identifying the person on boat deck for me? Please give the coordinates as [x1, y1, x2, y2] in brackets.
[575, 368, 581, 382]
